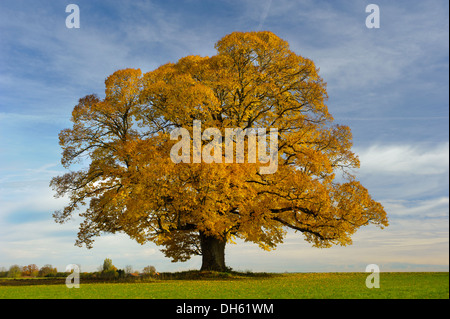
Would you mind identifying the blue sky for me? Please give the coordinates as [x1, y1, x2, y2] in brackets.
[0, 0, 448, 273]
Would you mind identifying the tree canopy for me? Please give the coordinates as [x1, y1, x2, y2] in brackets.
[51, 31, 388, 271]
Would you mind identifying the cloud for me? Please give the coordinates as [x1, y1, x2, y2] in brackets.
[349, 142, 449, 201]
[294, 1, 449, 91]
[382, 197, 449, 218]
[256, 0, 272, 30]
[355, 142, 449, 176]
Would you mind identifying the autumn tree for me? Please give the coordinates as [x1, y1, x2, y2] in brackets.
[39, 264, 58, 277]
[22, 264, 39, 277]
[50, 31, 388, 271]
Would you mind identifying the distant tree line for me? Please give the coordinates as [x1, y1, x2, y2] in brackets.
[0, 259, 157, 279]
[0, 264, 58, 278]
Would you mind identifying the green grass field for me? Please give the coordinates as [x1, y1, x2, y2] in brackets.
[0, 272, 448, 299]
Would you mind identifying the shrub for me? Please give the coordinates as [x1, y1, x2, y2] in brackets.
[7, 265, 22, 278]
[39, 264, 58, 277]
[0, 267, 7, 278]
[100, 269, 118, 279]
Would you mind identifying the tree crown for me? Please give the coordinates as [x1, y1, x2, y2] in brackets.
[51, 31, 388, 264]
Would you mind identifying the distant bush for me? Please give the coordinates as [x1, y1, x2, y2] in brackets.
[0, 267, 8, 278]
[117, 269, 126, 278]
[39, 264, 58, 277]
[80, 272, 97, 279]
[7, 265, 22, 278]
[100, 269, 118, 279]
[99, 258, 119, 279]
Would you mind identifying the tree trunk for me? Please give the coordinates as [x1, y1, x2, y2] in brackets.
[199, 231, 226, 271]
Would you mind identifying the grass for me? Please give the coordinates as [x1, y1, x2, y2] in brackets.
[0, 272, 448, 299]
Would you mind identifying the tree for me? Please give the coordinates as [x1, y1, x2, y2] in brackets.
[39, 264, 58, 277]
[101, 258, 118, 279]
[7, 265, 22, 278]
[142, 265, 156, 276]
[22, 264, 39, 277]
[102, 258, 115, 272]
[124, 265, 134, 275]
[50, 31, 388, 271]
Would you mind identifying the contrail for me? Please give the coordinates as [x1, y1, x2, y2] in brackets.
[257, 0, 272, 30]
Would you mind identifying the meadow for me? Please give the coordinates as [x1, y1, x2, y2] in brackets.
[0, 272, 448, 299]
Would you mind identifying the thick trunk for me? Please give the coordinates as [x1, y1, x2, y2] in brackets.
[199, 231, 226, 271]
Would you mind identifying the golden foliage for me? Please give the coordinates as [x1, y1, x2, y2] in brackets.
[50, 31, 388, 261]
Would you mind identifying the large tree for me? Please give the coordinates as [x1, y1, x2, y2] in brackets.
[51, 31, 388, 271]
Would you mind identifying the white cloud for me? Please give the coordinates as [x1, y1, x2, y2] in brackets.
[349, 142, 449, 201]
[355, 142, 449, 175]
[382, 197, 449, 218]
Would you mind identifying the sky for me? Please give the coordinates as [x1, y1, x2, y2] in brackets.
[0, 0, 448, 273]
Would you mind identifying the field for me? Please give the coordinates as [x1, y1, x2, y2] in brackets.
[0, 272, 448, 299]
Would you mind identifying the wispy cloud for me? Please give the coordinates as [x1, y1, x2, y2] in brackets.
[352, 142, 449, 201]
[256, 0, 272, 30]
[356, 142, 449, 176]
